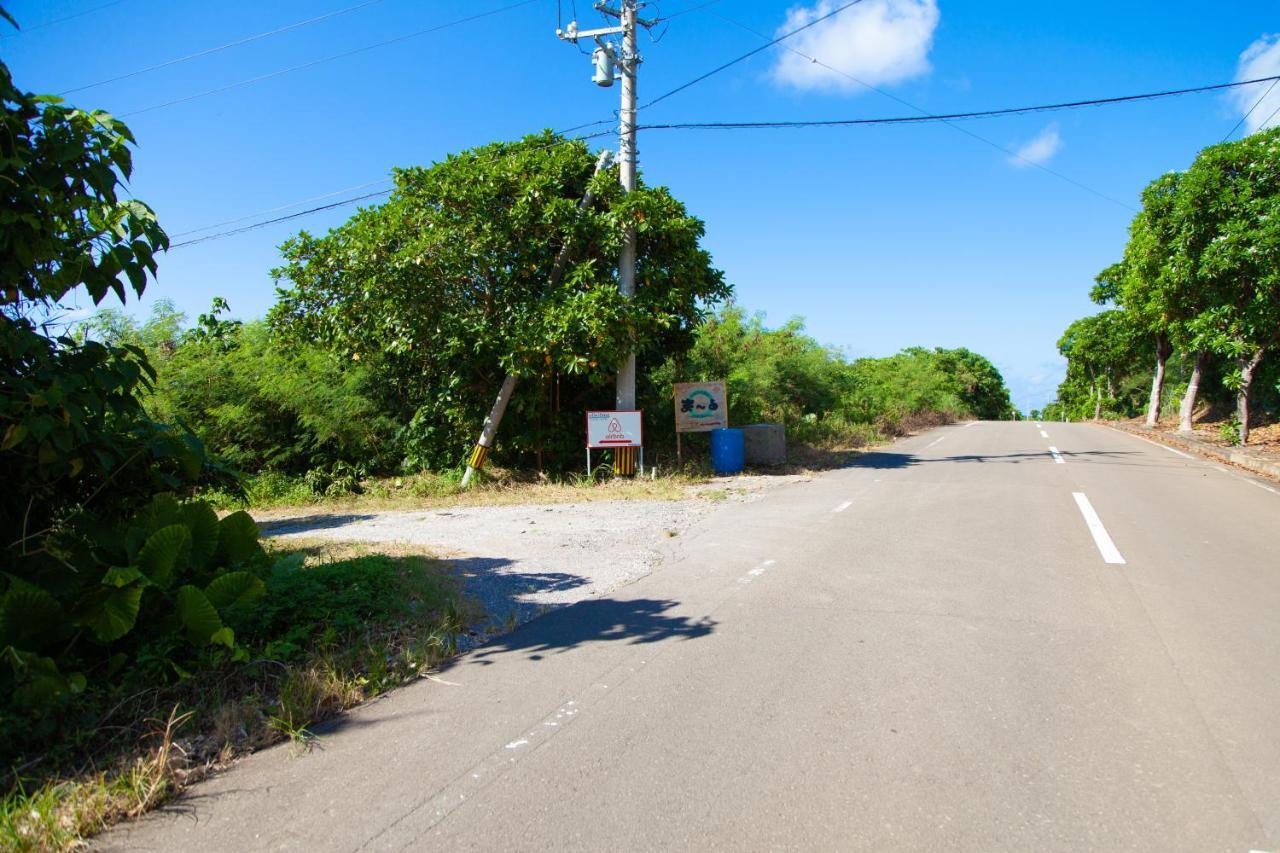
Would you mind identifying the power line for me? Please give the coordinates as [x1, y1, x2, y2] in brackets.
[1258, 100, 1280, 134]
[639, 0, 866, 111]
[169, 190, 393, 248]
[168, 129, 615, 249]
[1, 0, 126, 37]
[710, 10, 1133, 211]
[61, 0, 385, 97]
[653, 0, 726, 23]
[168, 178, 396, 239]
[168, 74, 1280, 248]
[120, 0, 540, 118]
[1222, 77, 1280, 142]
[637, 75, 1280, 131]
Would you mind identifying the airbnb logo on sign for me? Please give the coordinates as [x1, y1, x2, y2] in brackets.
[587, 410, 642, 449]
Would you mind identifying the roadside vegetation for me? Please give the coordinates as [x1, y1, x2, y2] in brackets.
[0, 39, 1016, 849]
[1041, 128, 1280, 447]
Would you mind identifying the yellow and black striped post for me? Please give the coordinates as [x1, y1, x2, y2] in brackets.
[613, 446, 638, 477]
[466, 443, 489, 471]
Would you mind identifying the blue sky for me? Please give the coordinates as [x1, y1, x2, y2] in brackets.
[4, 0, 1279, 412]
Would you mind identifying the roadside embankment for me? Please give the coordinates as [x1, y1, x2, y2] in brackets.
[1108, 422, 1280, 483]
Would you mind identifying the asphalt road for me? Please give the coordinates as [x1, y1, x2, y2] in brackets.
[101, 421, 1280, 852]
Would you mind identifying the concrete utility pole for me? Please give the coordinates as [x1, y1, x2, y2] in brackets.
[557, 1, 651, 411]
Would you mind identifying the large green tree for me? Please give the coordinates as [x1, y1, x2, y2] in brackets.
[1174, 128, 1280, 443]
[270, 132, 728, 469]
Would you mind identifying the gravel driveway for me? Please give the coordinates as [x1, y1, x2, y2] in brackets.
[260, 499, 717, 635]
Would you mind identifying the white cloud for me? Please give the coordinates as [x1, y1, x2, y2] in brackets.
[770, 0, 940, 93]
[1009, 124, 1061, 167]
[1231, 34, 1280, 134]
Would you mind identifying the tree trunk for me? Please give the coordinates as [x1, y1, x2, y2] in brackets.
[1178, 351, 1207, 433]
[1237, 348, 1266, 445]
[1146, 334, 1171, 427]
[1092, 378, 1102, 421]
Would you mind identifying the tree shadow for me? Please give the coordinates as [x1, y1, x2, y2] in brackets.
[846, 449, 1138, 469]
[258, 513, 379, 536]
[468, 597, 715, 665]
[446, 556, 593, 629]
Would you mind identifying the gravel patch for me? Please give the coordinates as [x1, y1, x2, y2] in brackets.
[261, 500, 715, 637]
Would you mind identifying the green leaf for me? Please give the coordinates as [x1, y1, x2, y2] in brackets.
[175, 584, 223, 645]
[0, 578, 67, 650]
[101, 566, 145, 588]
[10, 654, 80, 710]
[79, 583, 144, 643]
[136, 524, 191, 588]
[1, 423, 26, 450]
[216, 511, 262, 566]
[181, 501, 220, 571]
[271, 553, 305, 577]
[204, 571, 266, 612]
[210, 626, 236, 649]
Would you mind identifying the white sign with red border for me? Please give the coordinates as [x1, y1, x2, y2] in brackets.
[586, 410, 643, 448]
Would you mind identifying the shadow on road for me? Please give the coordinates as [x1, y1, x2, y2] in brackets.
[468, 597, 715, 665]
[848, 449, 1137, 468]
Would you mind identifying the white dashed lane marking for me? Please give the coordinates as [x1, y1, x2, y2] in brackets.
[1048, 446, 1065, 464]
[1072, 492, 1126, 565]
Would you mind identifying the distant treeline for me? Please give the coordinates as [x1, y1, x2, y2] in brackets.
[1040, 128, 1280, 444]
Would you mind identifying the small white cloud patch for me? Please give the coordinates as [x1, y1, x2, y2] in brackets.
[1231, 34, 1280, 134]
[770, 0, 939, 93]
[1009, 124, 1062, 167]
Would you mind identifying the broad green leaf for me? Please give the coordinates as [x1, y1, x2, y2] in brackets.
[216, 511, 262, 566]
[204, 571, 266, 612]
[101, 566, 145, 588]
[182, 501, 220, 571]
[80, 583, 144, 643]
[210, 626, 236, 649]
[126, 493, 183, 559]
[0, 578, 67, 650]
[176, 584, 223, 645]
[137, 524, 191, 588]
[11, 654, 80, 710]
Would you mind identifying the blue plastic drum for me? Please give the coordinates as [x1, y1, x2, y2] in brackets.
[710, 428, 744, 475]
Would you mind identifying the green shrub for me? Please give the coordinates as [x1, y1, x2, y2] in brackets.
[146, 318, 402, 476]
[0, 496, 276, 760]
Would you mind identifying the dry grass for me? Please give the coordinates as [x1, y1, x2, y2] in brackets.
[248, 468, 707, 520]
[3, 707, 193, 851]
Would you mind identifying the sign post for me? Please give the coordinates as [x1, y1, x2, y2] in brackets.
[586, 410, 644, 476]
[672, 381, 728, 466]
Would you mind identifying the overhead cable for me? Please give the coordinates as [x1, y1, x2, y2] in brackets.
[639, 0, 867, 111]
[120, 0, 540, 118]
[168, 129, 615, 249]
[1, 0, 126, 37]
[637, 75, 1280, 131]
[61, 0, 385, 96]
[1221, 77, 1280, 142]
[709, 9, 1133, 210]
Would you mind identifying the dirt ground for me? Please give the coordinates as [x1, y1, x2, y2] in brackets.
[257, 472, 813, 642]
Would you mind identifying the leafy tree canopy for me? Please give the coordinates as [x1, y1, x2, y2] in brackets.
[270, 131, 729, 468]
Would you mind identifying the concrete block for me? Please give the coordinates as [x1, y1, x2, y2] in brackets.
[742, 423, 786, 466]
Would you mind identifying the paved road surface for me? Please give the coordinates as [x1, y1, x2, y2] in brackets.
[101, 421, 1280, 852]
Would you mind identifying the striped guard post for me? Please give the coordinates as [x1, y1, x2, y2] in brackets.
[613, 446, 637, 477]
[467, 443, 489, 470]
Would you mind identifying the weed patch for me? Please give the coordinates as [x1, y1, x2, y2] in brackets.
[1, 544, 476, 851]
